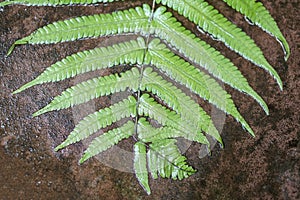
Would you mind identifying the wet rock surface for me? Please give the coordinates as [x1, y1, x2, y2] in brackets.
[0, 0, 299, 199]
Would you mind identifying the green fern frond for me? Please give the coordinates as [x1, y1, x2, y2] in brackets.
[79, 120, 135, 164]
[152, 7, 269, 114]
[33, 68, 140, 117]
[223, 0, 290, 60]
[55, 95, 136, 151]
[1, 0, 289, 195]
[148, 40, 254, 136]
[134, 142, 151, 195]
[141, 67, 222, 144]
[13, 38, 146, 94]
[147, 139, 196, 180]
[156, 0, 282, 90]
[7, 5, 151, 55]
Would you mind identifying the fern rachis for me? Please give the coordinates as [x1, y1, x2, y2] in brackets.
[0, 0, 289, 195]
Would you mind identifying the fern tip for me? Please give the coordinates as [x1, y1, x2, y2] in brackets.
[32, 109, 46, 117]
[278, 38, 290, 61]
[6, 43, 16, 56]
[12, 88, 22, 95]
[7, 39, 29, 56]
[283, 44, 290, 61]
[284, 54, 289, 62]
[79, 154, 89, 164]
[54, 147, 60, 152]
[248, 129, 255, 137]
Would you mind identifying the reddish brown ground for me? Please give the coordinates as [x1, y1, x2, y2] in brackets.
[0, 0, 299, 199]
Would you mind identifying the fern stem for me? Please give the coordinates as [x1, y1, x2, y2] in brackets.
[133, 0, 156, 141]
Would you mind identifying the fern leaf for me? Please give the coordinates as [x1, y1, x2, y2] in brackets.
[7, 5, 151, 55]
[152, 7, 269, 114]
[156, 0, 282, 89]
[147, 139, 196, 180]
[133, 142, 151, 195]
[148, 40, 254, 136]
[141, 67, 222, 145]
[138, 94, 210, 145]
[13, 38, 146, 94]
[137, 118, 207, 145]
[79, 120, 135, 164]
[223, 0, 290, 60]
[55, 96, 136, 151]
[33, 68, 140, 117]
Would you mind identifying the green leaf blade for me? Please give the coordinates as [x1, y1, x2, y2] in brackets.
[54, 96, 137, 151]
[223, 0, 290, 60]
[33, 68, 140, 116]
[13, 38, 146, 94]
[134, 142, 151, 195]
[79, 120, 135, 164]
[8, 5, 151, 54]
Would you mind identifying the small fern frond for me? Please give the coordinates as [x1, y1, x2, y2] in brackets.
[138, 118, 207, 145]
[7, 5, 151, 55]
[156, 0, 282, 90]
[138, 94, 210, 145]
[223, 0, 290, 60]
[79, 120, 135, 164]
[152, 8, 269, 114]
[55, 96, 136, 151]
[134, 142, 151, 195]
[33, 68, 140, 117]
[141, 67, 222, 144]
[148, 40, 254, 136]
[147, 139, 196, 180]
[13, 38, 146, 94]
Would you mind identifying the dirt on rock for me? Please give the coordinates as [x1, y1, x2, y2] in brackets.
[0, 0, 299, 199]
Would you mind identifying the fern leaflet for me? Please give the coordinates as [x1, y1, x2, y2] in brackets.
[33, 68, 140, 116]
[80, 120, 135, 163]
[13, 38, 146, 94]
[7, 5, 151, 55]
[134, 142, 151, 195]
[223, 0, 290, 60]
[55, 96, 137, 151]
